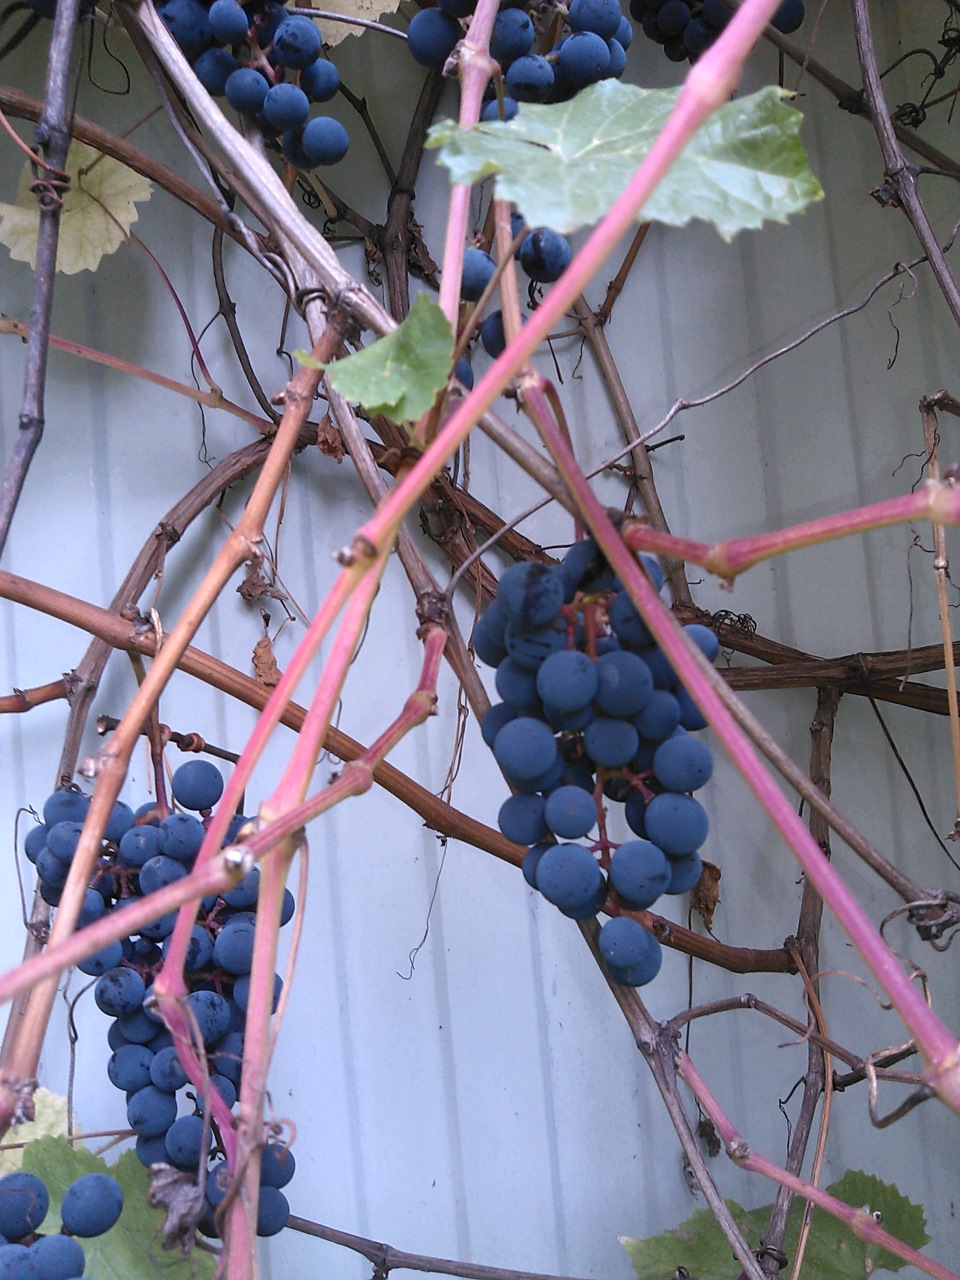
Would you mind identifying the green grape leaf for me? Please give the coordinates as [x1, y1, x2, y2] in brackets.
[0, 1090, 71, 1177]
[298, 0, 402, 46]
[22, 1137, 215, 1279]
[325, 293, 455, 423]
[427, 82, 822, 240]
[0, 141, 152, 274]
[621, 1171, 929, 1280]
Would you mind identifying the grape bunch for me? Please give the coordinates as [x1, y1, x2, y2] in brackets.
[22, 759, 295, 1241]
[0, 1168, 123, 1278]
[473, 542, 718, 987]
[152, 0, 349, 170]
[628, 0, 806, 65]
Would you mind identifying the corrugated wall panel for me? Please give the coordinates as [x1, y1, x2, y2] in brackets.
[2, 4, 960, 1277]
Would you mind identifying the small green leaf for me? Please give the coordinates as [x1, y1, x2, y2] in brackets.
[427, 82, 822, 240]
[621, 1171, 929, 1280]
[293, 349, 323, 369]
[326, 293, 455, 423]
[22, 1136, 214, 1279]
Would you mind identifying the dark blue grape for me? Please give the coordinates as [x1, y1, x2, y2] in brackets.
[127, 1085, 178, 1138]
[107, 1044, 154, 1093]
[95, 968, 146, 1018]
[683, 623, 719, 662]
[225, 67, 270, 114]
[172, 924, 215, 972]
[608, 590, 652, 649]
[36, 849, 68, 889]
[22, 824, 48, 865]
[569, 0, 621, 38]
[498, 562, 565, 627]
[42, 791, 88, 829]
[535, 843, 602, 910]
[543, 701, 594, 732]
[492, 717, 557, 782]
[453, 355, 474, 389]
[119, 824, 161, 869]
[213, 918, 256, 976]
[609, 838, 670, 909]
[149, 1045, 188, 1093]
[615, 14, 632, 47]
[653, 734, 713, 792]
[158, 813, 205, 864]
[157, 0, 213, 57]
[676, 686, 708, 730]
[77, 940, 125, 977]
[263, 83, 309, 130]
[521, 841, 552, 888]
[139, 855, 188, 897]
[171, 761, 224, 812]
[657, 0, 690, 36]
[599, 916, 662, 985]
[472, 597, 507, 666]
[543, 786, 596, 839]
[558, 31, 611, 83]
[202, 1074, 238, 1111]
[518, 229, 571, 283]
[481, 703, 518, 749]
[702, 0, 730, 28]
[644, 793, 708, 856]
[209, 0, 250, 42]
[165, 1115, 212, 1169]
[595, 650, 653, 716]
[480, 96, 519, 122]
[682, 16, 713, 54]
[632, 689, 680, 741]
[61, 1173, 123, 1237]
[45, 821, 83, 865]
[494, 656, 541, 712]
[118, 1006, 162, 1044]
[603, 37, 627, 77]
[773, 0, 804, 33]
[260, 1144, 295, 1189]
[135, 1134, 169, 1168]
[490, 8, 534, 64]
[104, 801, 135, 843]
[223, 866, 260, 909]
[461, 247, 497, 301]
[583, 717, 639, 768]
[77, 888, 106, 930]
[407, 8, 460, 67]
[480, 310, 506, 357]
[232, 971, 282, 1013]
[498, 794, 548, 845]
[666, 851, 702, 894]
[0, 1244, 36, 1279]
[301, 55, 340, 101]
[272, 14, 321, 67]
[28, 1233, 85, 1279]
[211, 1031, 245, 1083]
[505, 54, 554, 102]
[256, 1186, 289, 1237]
[504, 616, 566, 671]
[624, 789, 646, 836]
[302, 117, 350, 165]
[188, 990, 233, 1045]
[560, 539, 614, 597]
[280, 888, 295, 926]
[0, 1173, 49, 1241]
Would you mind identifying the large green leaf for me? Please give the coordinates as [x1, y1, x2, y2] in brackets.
[621, 1170, 929, 1280]
[323, 293, 455, 423]
[427, 83, 822, 240]
[22, 1136, 215, 1279]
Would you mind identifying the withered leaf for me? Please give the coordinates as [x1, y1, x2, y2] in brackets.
[253, 634, 282, 687]
[690, 860, 721, 930]
[315, 412, 344, 462]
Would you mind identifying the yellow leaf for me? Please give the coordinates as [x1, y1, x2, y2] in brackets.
[0, 1089, 72, 1176]
[302, 0, 403, 46]
[0, 141, 152, 274]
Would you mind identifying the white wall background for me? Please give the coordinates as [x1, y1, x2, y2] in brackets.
[2, 3, 960, 1277]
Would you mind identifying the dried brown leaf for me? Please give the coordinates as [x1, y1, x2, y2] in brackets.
[690, 859, 721, 930]
[316, 411, 344, 462]
[253, 634, 282, 687]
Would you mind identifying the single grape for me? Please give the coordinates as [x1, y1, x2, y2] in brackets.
[490, 8, 534, 64]
[301, 56, 340, 101]
[608, 839, 670, 909]
[0, 1244, 37, 1280]
[583, 716, 639, 769]
[504, 616, 566, 671]
[77, 940, 125, 978]
[256, 1186, 289, 1237]
[480, 310, 506, 357]
[535, 843, 603, 911]
[302, 117, 350, 165]
[406, 9, 460, 68]
[632, 689, 681, 742]
[657, 0, 690, 37]
[453, 355, 474, 389]
[595, 650, 654, 717]
[232, 972, 283, 1013]
[643, 793, 708, 856]
[188, 990, 233, 1045]
[262, 83, 309, 130]
[599, 917, 662, 985]
[543, 786, 596, 840]
[558, 31, 611, 84]
[272, 14, 322, 68]
[222, 866, 260, 910]
[0, 1172, 49, 1241]
[518, 228, 572, 283]
[494, 656, 542, 712]
[44, 822, 83, 865]
[60, 1173, 123, 1237]
[139, 854, 188, 896]
[652, 734, 713, 792]
[171, 760, 225, 812]
[211, 1031, 245, 1083]
[492, 717, 558, 782]
[208, 0, 250, 43]
[107, 1043, 155, 1093]
[119, 824, 161, 869]
[42, 790, 89, 828]
[568, 0, 622, 38]
[127, 1084, 178, 1138]
[460, 247, 497, 302]
[498, 562, 565, 627]
[94, 967, 146, 1018]
[260, 1143, 296, 1189]
[158, 812, 205, 864]
[225, 67, 270, 114]
[505, 54, 554, 102]
[560, 539, 614, 597]
[480, 96, 518, 122]
[666, 851, 702, 894]
[150, 1045, 188, 1093]
[156, 0, 213, 58]
[28, 1233, 85, 1280]
[772, 0, 804, 33]
[165, 1115, 212, 1169]
[22, 824, 48, 865]
[603, 37, 627, 78]
[213, 917, 256, 975]
[498, 794, 548, 846]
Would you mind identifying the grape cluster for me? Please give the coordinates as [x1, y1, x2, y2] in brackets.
[153, 0, 349, 170]
[22, 759, 295, 1240]
[628, 0, 805, 65]
[473, 542, 718, 987]
[0, 1169, 123, 1278]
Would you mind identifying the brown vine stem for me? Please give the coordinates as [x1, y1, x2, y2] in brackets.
[0, 302, 344, 1136]
[572, 295, 692, 607]
[596, 222, 650, 325]
[760, 685, 838, 1277]
[286, 1214, 608, 1280]
[678, 1050, 960, 1280]
[0, 0, 82, 560]
[211, 227, 281, 424]
[0, 570, 793, 978]
[851, 0, 960, 329]
[0, 316, 272, 432]
[920, 396, 960, 836]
